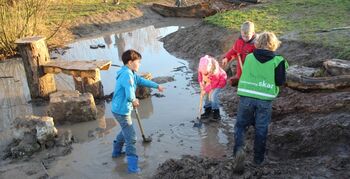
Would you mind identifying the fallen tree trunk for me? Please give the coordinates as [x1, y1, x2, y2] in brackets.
[323, 59, 350, 76]
[151, 2, 217, 18]
[286, 65, 350, 90]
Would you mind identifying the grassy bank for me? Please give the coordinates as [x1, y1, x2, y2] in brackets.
[49, 0, 150, 23]
[205, 0, 350, 59]
[0, 0, 153, 59]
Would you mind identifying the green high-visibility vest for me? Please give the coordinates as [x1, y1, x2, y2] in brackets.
[237, 53, 288, 100]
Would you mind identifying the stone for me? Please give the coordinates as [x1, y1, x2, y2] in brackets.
[12, 115, 58, 145]
[47, 90, 97, 123]
[8, 115, 58, 158]
[152, 76, 175, 84]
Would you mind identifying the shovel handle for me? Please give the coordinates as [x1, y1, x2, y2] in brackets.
[134, 108, 146, 139]
[198, 92, 204, 118]
[237, 53, 243, 70]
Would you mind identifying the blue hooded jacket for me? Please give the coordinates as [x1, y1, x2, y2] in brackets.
[111, 66, 159, 115]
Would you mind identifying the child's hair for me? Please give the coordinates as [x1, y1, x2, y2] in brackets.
[241, 21, 255, 34]
[255, 32, 281, 51]
[198, 55, 219, 75]
[122, 49, 142, 65]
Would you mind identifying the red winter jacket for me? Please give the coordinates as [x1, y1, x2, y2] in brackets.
[225, 35, 256, 78]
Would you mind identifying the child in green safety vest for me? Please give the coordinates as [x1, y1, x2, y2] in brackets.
[232, 32, 289, 173]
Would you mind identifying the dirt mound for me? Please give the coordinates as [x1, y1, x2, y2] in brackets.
[161, 22, 236, 69]
[161, 22, 338, 71]
[154, 154, 350, 178]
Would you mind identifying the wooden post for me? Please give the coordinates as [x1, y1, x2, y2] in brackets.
[73, 69, 104, 98]
[15, 36, 56, 99]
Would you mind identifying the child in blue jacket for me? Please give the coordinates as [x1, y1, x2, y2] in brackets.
[111, 49, 164, 173]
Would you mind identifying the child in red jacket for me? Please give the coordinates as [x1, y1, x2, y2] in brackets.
[222, 21, 256, 85]
[198, 55, 227, 120]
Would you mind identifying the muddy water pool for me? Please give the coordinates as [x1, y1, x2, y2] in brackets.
[0, 23, 231, 178]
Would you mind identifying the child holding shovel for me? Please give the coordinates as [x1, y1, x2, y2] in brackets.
[111, 49, 164, 173]
[221, 21, 256, 86]
[233, 32, 288, 173]
[198, 55, 227, 121]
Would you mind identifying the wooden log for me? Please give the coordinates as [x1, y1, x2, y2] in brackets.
[323, 59, 350, 76]
[151, 2, 217, 18]
[242, 0, 262, 3]
[286, 65, 350, 90]
[15, 36, 56, 99]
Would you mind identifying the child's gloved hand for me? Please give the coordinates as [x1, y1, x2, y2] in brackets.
[132, 99, 139, 107]
[229, 76, 239, 86]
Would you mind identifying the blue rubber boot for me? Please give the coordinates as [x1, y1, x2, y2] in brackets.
[112, 140, 124, 158]
[127, 155, 141, 173]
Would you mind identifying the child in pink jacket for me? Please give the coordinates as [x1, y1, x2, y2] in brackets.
[198, 55, 227, 120]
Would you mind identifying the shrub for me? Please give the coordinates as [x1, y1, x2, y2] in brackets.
[0, 0, 57, 58]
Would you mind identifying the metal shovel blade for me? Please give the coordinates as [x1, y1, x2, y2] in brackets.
[193, 117, 202, 128]
[142, 135, 152, 143]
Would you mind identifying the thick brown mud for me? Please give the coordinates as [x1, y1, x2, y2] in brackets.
[156, 22, 350, 178]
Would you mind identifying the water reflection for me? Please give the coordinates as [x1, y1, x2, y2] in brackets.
[103, 34, 113, 49]
[200, 124, 227, 158]
[114, 33, 125, 61]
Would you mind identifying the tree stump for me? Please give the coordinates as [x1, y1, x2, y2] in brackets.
[15, 36, 56, 99]
[136, 72, 152, 99]
[73, 69, 104, 99]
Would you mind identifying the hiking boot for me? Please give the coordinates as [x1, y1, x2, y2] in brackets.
[233, 148, 245, 174]
[212, 109, 221, 120]
[200, 107, 212, 119]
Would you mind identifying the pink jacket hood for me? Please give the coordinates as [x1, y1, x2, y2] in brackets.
[198, 55, 227, 93]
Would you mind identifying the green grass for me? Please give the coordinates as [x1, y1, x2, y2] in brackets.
[205, 0, 350, 59]
[48, 0, 145, 23]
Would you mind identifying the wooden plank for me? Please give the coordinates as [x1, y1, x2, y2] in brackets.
[42, 60, 111, 71]
[15, 36, 45, 44]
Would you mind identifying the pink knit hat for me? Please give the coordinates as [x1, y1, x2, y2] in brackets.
[198, 55, 212, 74]
[198, 55, 219, 74]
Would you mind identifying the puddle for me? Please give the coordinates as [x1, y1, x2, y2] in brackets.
[0, 22, 229, 178]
